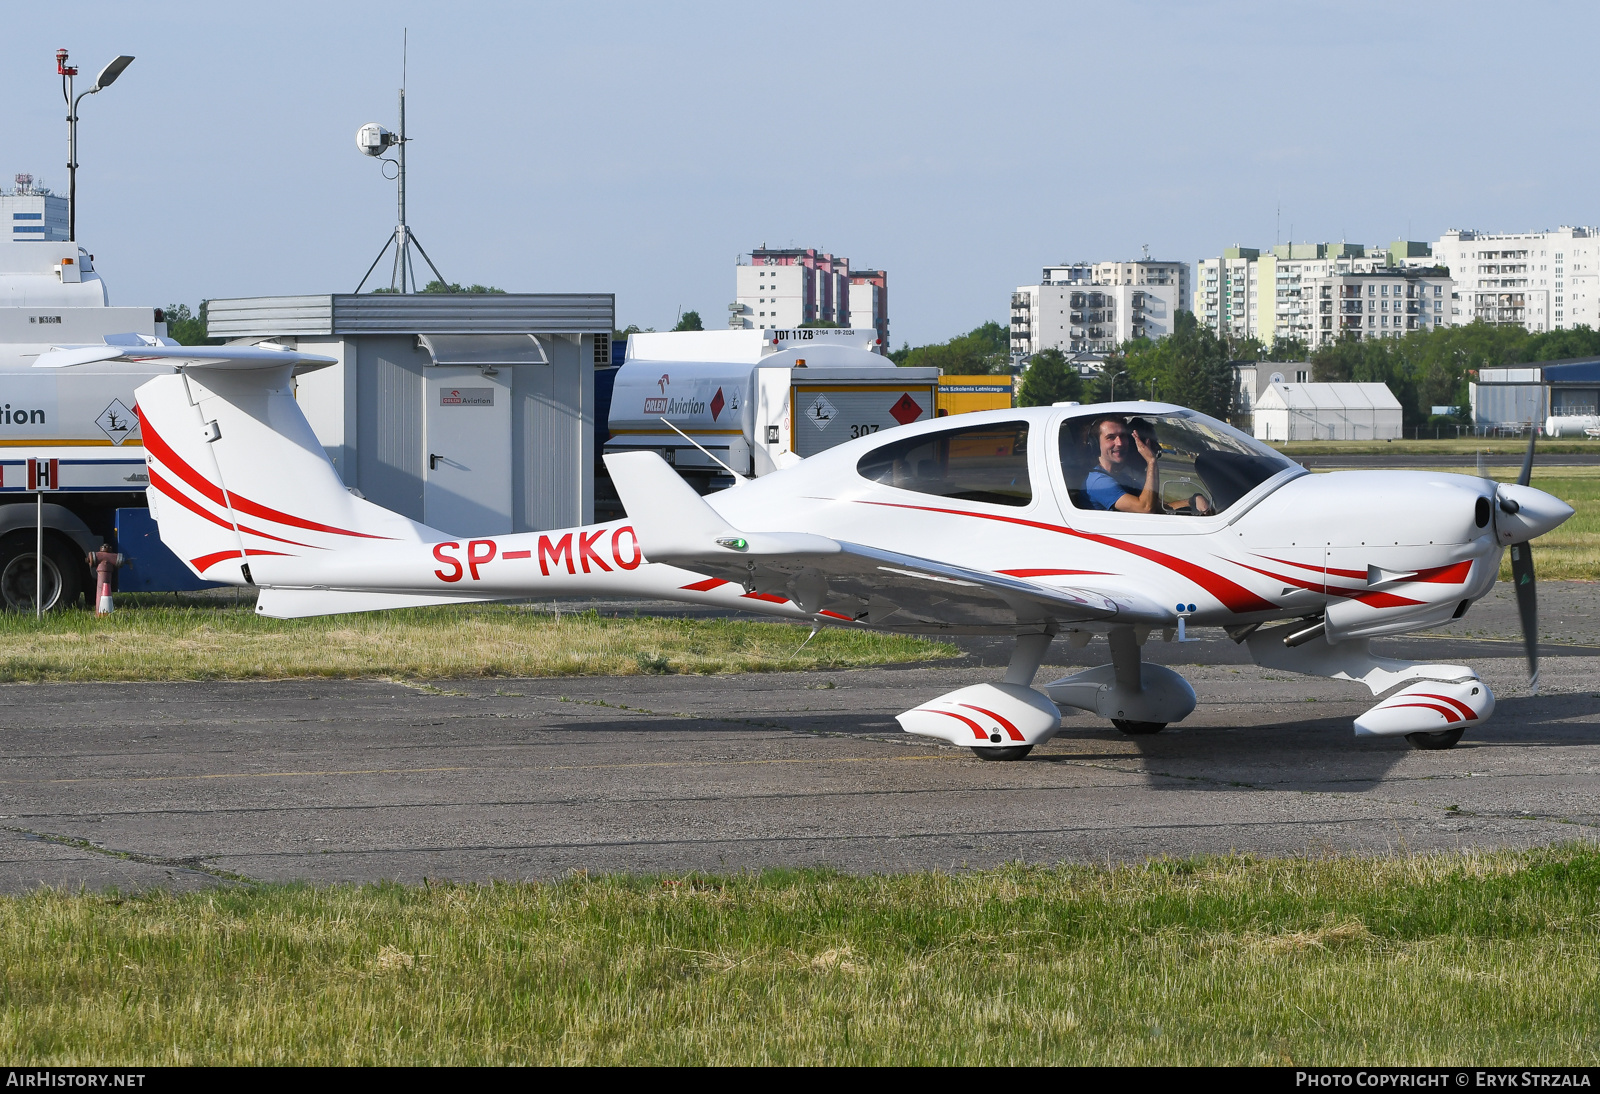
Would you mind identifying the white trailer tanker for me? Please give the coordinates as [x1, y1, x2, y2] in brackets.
[605, 328, 940, 493]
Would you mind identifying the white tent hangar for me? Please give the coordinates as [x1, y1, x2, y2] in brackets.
[1252, 381, 1402, 442]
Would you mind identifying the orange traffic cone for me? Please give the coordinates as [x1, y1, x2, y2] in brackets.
[87, 545, 122, 616]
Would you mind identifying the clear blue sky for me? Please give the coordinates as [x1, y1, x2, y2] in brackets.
[4, 1, 1594, 347]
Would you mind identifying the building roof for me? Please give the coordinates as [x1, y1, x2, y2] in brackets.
[1476, 359, 1600, 385]
[1256, 382, 1402, 411]
[1538, 359, 1600, 384]
[206, 293, 614, 337]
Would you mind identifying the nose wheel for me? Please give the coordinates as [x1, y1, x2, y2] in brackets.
[1113, 719, 1167, 735]
[973, 745, 1033, 761]
[1406, 728, 1464, 750]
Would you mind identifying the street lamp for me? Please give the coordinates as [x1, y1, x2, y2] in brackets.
[58, 49, 135, 241]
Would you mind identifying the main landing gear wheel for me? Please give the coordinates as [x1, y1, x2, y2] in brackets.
[973, 745, 1033, 761]
[1113, 719, 1167, 735]
[1405, 728, 1465, 750]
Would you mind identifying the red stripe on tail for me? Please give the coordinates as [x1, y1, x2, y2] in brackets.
[138, 406, 392, 541]
[189, 548, 292, 573]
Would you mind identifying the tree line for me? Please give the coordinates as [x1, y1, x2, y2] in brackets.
[890, 314, 1600, 426]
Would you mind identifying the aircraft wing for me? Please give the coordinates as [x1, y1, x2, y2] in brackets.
[605, 451, 1174, 631]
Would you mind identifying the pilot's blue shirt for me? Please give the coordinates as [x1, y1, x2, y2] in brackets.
[1084, 468, 1129, 510]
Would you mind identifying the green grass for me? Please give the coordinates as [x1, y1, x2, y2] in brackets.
[1505, 466, 1600, 580]
[0, 601, 956, 682]
[3, 847, 1598, 1064]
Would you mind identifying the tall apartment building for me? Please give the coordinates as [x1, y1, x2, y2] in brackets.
[1302, 268, 1453, 343]
[1432, 228, 1600, 332]
[847, 269, 888, 348]
[730, 246, 889, 348]
[1196, 241, 1446, 347]
[1, 175, 68, 241]
[1010, 259, 1189, 357]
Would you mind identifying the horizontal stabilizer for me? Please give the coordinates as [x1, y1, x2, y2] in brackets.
[255, 588, 493, 619]
[35, 341, 336, 374]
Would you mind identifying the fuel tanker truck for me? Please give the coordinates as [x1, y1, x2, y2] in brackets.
[604, 327, 940, 495]
[0, 235, 203, 611]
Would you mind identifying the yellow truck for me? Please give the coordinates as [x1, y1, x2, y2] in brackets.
[936, 375, 1014, 417]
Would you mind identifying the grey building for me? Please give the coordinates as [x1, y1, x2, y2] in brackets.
[207, 293, 613, 537]
[1469, 358, 1600, 433]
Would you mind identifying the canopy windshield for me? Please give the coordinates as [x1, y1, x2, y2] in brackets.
[1060, 410, 1297, 515]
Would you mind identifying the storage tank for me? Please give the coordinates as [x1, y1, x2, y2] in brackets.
[1545, 414, 1600, 438]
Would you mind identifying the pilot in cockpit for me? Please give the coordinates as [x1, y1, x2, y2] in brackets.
[1083, 415, 1160, 513]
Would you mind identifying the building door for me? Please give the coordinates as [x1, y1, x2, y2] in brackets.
[423, 368, 512, 536]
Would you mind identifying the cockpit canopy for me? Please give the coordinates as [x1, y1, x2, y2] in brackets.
[853, 408, 1296, 517]
[1061, 410, 1296, 514]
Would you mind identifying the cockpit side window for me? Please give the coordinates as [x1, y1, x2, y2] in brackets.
[1059, 411, 1296, 515]
[857, 420, 1031, 507]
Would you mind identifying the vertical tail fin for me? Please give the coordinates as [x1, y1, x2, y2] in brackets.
[135, 358, 437, 585]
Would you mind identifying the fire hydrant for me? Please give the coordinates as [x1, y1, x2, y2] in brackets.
[86, 545, 124, 616]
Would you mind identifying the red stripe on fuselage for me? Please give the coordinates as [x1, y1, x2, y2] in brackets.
[1260, 555, 1473, 588]
[1258, 554, 1366, 580]
[1233, 559, 1326, 593]
[1233, 559, 1424, 608]
[1356, 590, 1426, 608]
[1414, 561, 1473, 584]
[855, 500, 1276, 614]
[996, 568, 1112, 578]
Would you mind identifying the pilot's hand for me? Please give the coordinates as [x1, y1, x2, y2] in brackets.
[1133, 432, 1158, 462]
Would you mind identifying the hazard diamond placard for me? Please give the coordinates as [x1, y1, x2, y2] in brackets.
[890, 392, 924, 426]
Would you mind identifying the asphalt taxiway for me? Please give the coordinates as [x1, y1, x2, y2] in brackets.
[0, 583, 1595, 892]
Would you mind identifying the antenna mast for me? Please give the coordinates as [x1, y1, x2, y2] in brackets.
[354, 30, 446, 294]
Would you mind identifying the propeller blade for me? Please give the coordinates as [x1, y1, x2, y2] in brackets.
[1475, 448, 1487, 480]
[1509, 540, 1539, 694]
[1517, 423, 1537, 487]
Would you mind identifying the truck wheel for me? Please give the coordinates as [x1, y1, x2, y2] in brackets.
[0, 532, 87, 613]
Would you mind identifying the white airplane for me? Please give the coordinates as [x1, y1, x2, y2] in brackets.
[39, 342, 1574, 757]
